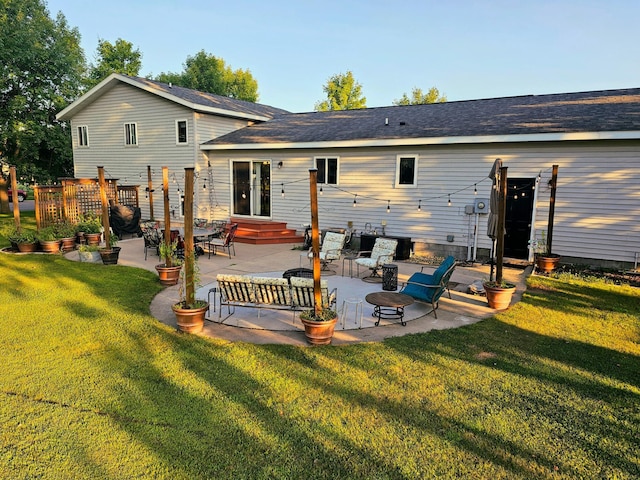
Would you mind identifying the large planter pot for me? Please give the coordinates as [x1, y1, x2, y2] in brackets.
[39, 239, 61, 253]
[60, 237, 76, 252]
[155, 264, 182, 286]
[84, 233, 102, 246]
[300, 316, 338, 345]
[172, 302, 208, 334]
[99, 247, 121, 265]
[17, 241, 38, 253]
[536, 254, 561, 274]
[483, 282, 516, 310]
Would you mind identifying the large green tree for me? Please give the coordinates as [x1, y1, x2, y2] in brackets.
[86, 38, 142, 88]
[155, 50, 259, 102]
[314, 71, 367, 111]
[0, 0, 85, 187]
[393, 86, 447, 105]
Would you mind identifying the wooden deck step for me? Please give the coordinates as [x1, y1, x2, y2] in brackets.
[230, 217, 304, 245]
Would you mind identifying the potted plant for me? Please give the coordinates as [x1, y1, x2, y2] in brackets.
[54, 220, 78, 252]
[37, 226, 62, 253]
[77, 244, 101, 262]
[171, 251, 208, 333]
[77, 213, 102, 246]
[532, 230, 561, 274]
[300, 308, 338, 345]
[99, 232, 121, 265]
[155, 240, 182, 286]
[8, 229, 38, 253]
[483, 279, 517, 310]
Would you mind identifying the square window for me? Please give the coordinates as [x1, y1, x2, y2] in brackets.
[176, 120, 188, 144]
[396, 155, 418, 187]
[77, 125, 89, 147]
[315, 157, 339, 184]
[124, 123, 137, 146]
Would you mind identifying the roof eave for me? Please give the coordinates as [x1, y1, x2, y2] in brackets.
[56, 73, 272, 122]
[200, 131, 640, 151]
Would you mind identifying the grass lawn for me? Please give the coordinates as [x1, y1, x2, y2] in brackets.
[0, 213, 638, 479]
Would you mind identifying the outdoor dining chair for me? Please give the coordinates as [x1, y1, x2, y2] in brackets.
[207, 223, 239, 258]
[141, 223, 162, 260]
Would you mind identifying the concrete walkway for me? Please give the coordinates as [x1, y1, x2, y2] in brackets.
[79, 236, 531, 346]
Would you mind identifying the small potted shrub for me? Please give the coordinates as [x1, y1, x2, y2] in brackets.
[54, 220, 78, 252]
[172, 251, 208, 333]
[9, 229, 38, 253]
[300, 307, 338, 345]
[37, 226, 62, 253]
[77, 213, 102, 245]
[156, 240, 182, 286]
[99, 232, 121, 265]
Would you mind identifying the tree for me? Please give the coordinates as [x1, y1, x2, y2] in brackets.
[314, 71, 366, 111]
[0, 0, 85, 190]
[155, 50, 259, 102]
[393, 87, 447, 105]
[86, 38, 142, 88]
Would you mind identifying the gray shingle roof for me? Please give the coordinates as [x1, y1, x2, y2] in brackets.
[128, 76, 290, 119]
[202, 88, 640, 146]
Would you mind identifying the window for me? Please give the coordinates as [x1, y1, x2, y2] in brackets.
[124, 122, 138, 146]
[77, 125, 89, 147]
[396, 155, 418, 187]
[315, 157, 339, 184]
[176, 120, 188, 144]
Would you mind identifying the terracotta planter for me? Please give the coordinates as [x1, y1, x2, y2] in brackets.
[172, 302, 208, 333]
[536, 254, 561, 273]
[99, 247, 121, 265]
[60, 237, 76, 252]
[483, 282, 516, 310]
[300, 316, 338, 345]
[17, 242, 38, 253]
[39, 240, 61, 254]
[155, 264, 182, 286]
[84, 233, 102, 246]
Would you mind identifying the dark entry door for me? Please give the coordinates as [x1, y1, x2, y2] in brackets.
[504, 178, 535, 259]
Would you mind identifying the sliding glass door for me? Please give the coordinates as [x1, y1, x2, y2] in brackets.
[232, 160, 271, 217]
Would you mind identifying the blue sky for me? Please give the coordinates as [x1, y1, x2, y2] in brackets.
[46, 0, 640, 113]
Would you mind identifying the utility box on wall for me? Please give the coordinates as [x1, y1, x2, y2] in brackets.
[474, 198, 490, 214]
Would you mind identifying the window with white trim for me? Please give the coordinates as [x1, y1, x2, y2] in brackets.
[176, 120, 188, 144]
[77, 125, 89, 147]
[395, 155, 418, 187]
[124, 122, 138, 146]
[315, 157, 339, 184]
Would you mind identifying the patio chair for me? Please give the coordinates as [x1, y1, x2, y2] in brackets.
[399, 256, 456, 318]
[141, 223, 162, 261]
[208, 223, 239, 257]
[308, 231, 346, 270]
[355, 238, 398, 278]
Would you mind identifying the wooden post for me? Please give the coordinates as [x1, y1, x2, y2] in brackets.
[547, 164, 559, 255]
[162, 167, 172, 267]
[184, 168, 195, 306]
[10, 167, 20, 231]
[147, 165, 155, 220]
[496, 166, 508, 285]
[97, 167, 111, 248]
[309, 168, 322, 315]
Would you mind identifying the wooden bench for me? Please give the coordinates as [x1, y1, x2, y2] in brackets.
[211, 274, 337, 323]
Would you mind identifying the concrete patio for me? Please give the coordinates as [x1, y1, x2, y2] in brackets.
[75, 236, 531, 346]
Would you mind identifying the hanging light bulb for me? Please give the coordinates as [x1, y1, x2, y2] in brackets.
[281, 183, 285, 198]
[448, 194, 451, 207]
[319, 186, 323, 195]
[417, 199, 422, 212]
[353, 194, 357, 207]
[242, 191, 246, 199]
[203, 180, 207, 190]
[474, 184, 477, 195]
[386, 200, 390, 213]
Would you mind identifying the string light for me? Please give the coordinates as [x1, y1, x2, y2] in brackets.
[319, 186, 323, 195]
[281, 183, 285, 198]
[474, 184, 477, 195]
[242, 191, 246, 199]
[448, 194, 451, 207]
[353, 194, 357, 207]
[386, 200, 390, 213]
[203, 180, 207, 190]
[417, 199, 421, 212]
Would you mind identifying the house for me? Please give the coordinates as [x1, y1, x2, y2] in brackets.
[58, 76, 640, 268]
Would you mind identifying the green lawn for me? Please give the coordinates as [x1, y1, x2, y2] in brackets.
[0, 213, 638, 479]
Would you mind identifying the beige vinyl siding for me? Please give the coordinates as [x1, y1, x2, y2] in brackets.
[207, 140, 640, 264]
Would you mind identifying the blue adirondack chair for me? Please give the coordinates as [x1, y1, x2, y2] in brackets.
[399, 256, 456, 318]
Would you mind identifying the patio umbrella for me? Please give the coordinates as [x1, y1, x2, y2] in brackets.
[487, 158, 502, 281]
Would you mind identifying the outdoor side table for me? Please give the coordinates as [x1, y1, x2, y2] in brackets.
[342, 254, 358, 277]
[365, 292, 414, 326]
[340, 297, 363, 329]
[382, 264, 398, 291]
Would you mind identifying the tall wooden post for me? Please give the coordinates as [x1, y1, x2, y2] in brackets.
[162, 167, 172, 266]
[97, 167, 111, 248]
[309, 168, 322, 315]
[147, 165, 155, 220]
[184, 168, 195, 306]
[10, 166, 20, 231]
[496, 166, 508, 285]
[546, 165, 559, 255]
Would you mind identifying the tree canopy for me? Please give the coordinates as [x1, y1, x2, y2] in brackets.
[86, 38, 142, 88]
[155, 50, 259, 102]
[393, 87, 447, 105]
[0, 0, 85, 186]
[314, 71, 367, 111]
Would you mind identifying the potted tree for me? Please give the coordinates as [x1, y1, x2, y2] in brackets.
[155, 240, 182, 286]
[171, 251, 208, 333]
[533, 231, 561, 274]
[99, 232, 121, 265]
[37, 226, 62, 253]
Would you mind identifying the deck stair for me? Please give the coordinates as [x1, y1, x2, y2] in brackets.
[230, 218, 304, 245]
